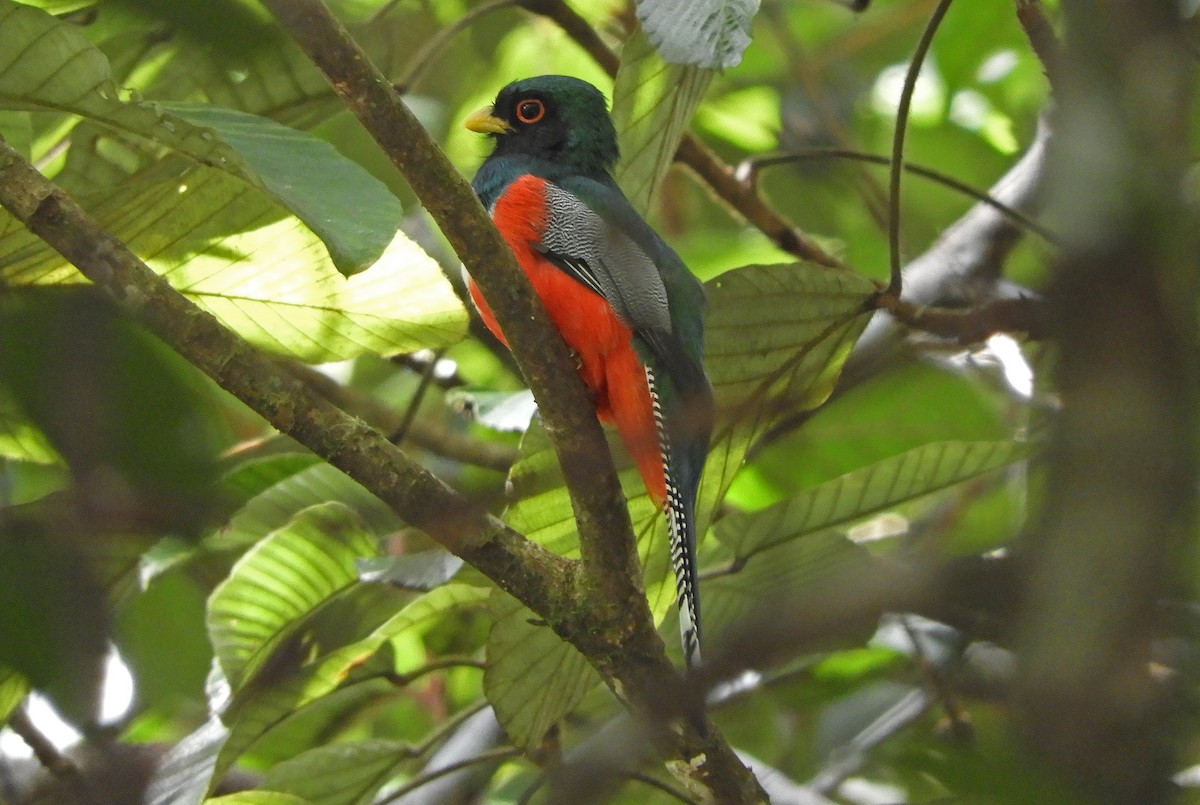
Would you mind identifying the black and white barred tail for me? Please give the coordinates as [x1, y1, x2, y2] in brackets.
[646, 366, 702, 669]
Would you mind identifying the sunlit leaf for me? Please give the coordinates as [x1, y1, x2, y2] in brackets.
[212, 582, 488, 786]
[0, 163, 467, 362]
[0, 390, 58, 464]
[163, 103, 402, 274]
[0, 666, 28, 726]
[212, 460, 404, 556]
[635, 0, 759, 70]
[260, 739, 409, 805]
[718, 440, 1029, 559]
[204, 792, 315, 805]
[0, 0, 400, 274]
[207, 502, 380, 690]
[484, 590, 600, 751]
[612, 29, 712, 214]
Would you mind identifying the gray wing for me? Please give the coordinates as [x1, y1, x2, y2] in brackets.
[536, 181, 673, 337]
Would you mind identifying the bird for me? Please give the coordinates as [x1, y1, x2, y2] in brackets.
[464, 75, 714, 668]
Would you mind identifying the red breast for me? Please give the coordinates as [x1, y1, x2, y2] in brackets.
[468, 175, 667, 505]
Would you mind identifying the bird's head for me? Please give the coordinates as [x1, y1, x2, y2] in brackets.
[465, 75, 618, 176]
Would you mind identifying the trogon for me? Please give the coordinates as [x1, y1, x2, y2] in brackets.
[464, 75, 714, 668]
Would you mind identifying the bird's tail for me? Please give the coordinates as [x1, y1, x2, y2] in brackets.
[646, 366, 703, 669]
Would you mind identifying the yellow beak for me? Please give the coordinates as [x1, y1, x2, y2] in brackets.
[464, 107, 513, 135]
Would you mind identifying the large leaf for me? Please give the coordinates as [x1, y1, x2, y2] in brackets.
[612, 29, 713, 214]
[701, 263, 877, 502]
[0, 0, 401, 274]
[718, 440, 1030, 561]
[0, 161, 467, 362]
[484, 590, 601, 751]
[260, 739, 410, 805]
[704, 531, 874, 641]
[163, 103, 402, 274]
[635, 0, 759, 70]
[213, 460, 405, 556]
[210, 582, 488, 791]
[207, 502, 380, 690]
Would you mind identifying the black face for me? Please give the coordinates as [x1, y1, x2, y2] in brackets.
[477, 76, 619, 174]
[491, 88, 570, 158]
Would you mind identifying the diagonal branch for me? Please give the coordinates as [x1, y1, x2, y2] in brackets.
[0, 133, 576, 630]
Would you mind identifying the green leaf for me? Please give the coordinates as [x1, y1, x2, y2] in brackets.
[204, 793, 315, 805]
[0, 666, 28, 726]
[207, 502, 380, 690]
[162, 103, 402, 275]
[484, 590, 600, 751]
[0, 389, 58, 464]
[701, 263, 876, 506]
[0, 162, 467, 362]
[0, 1, 399, 274]
[212, 582, 487, 785]
[635, 0, 759, 70]
[612, 29, 712, 214]
[718, 440, 1030, 559]
[704, 531, 874, 640]
[261, 739, 409, 805]
[213, 461, 404, 556]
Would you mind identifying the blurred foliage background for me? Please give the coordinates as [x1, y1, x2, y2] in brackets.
[0, 0, 1194, 803]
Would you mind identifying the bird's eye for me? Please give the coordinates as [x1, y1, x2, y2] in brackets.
[515, 98, 545, 124]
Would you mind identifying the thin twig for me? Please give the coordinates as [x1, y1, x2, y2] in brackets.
[390, 347, 447, 444]
[7, 708, 91, 802]
[380, 746, 524, 804]
[393, 0, 521, 93]
[887, 0, 956, 295]
[1015, 0, 1059, 80]
[875, 294, 1048, 344]
[743, 149, 1058, 245]
[384, 656, 487, 688]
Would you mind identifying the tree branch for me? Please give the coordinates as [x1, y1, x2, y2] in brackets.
[0, 133, 577, 624]
[256, 3, 767, 800]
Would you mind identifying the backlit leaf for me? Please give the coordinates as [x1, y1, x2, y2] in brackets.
[261, 739, 409, 805]
[484, 590, 600, 751]
[718, 440, 1030, 560]
[612, 29, 712, 214]
[0, 0, 400, 274]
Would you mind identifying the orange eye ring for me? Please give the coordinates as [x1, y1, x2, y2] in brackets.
[515, 98, 545, 124]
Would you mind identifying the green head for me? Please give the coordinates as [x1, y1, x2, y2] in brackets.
[465, 75, 618, 176]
